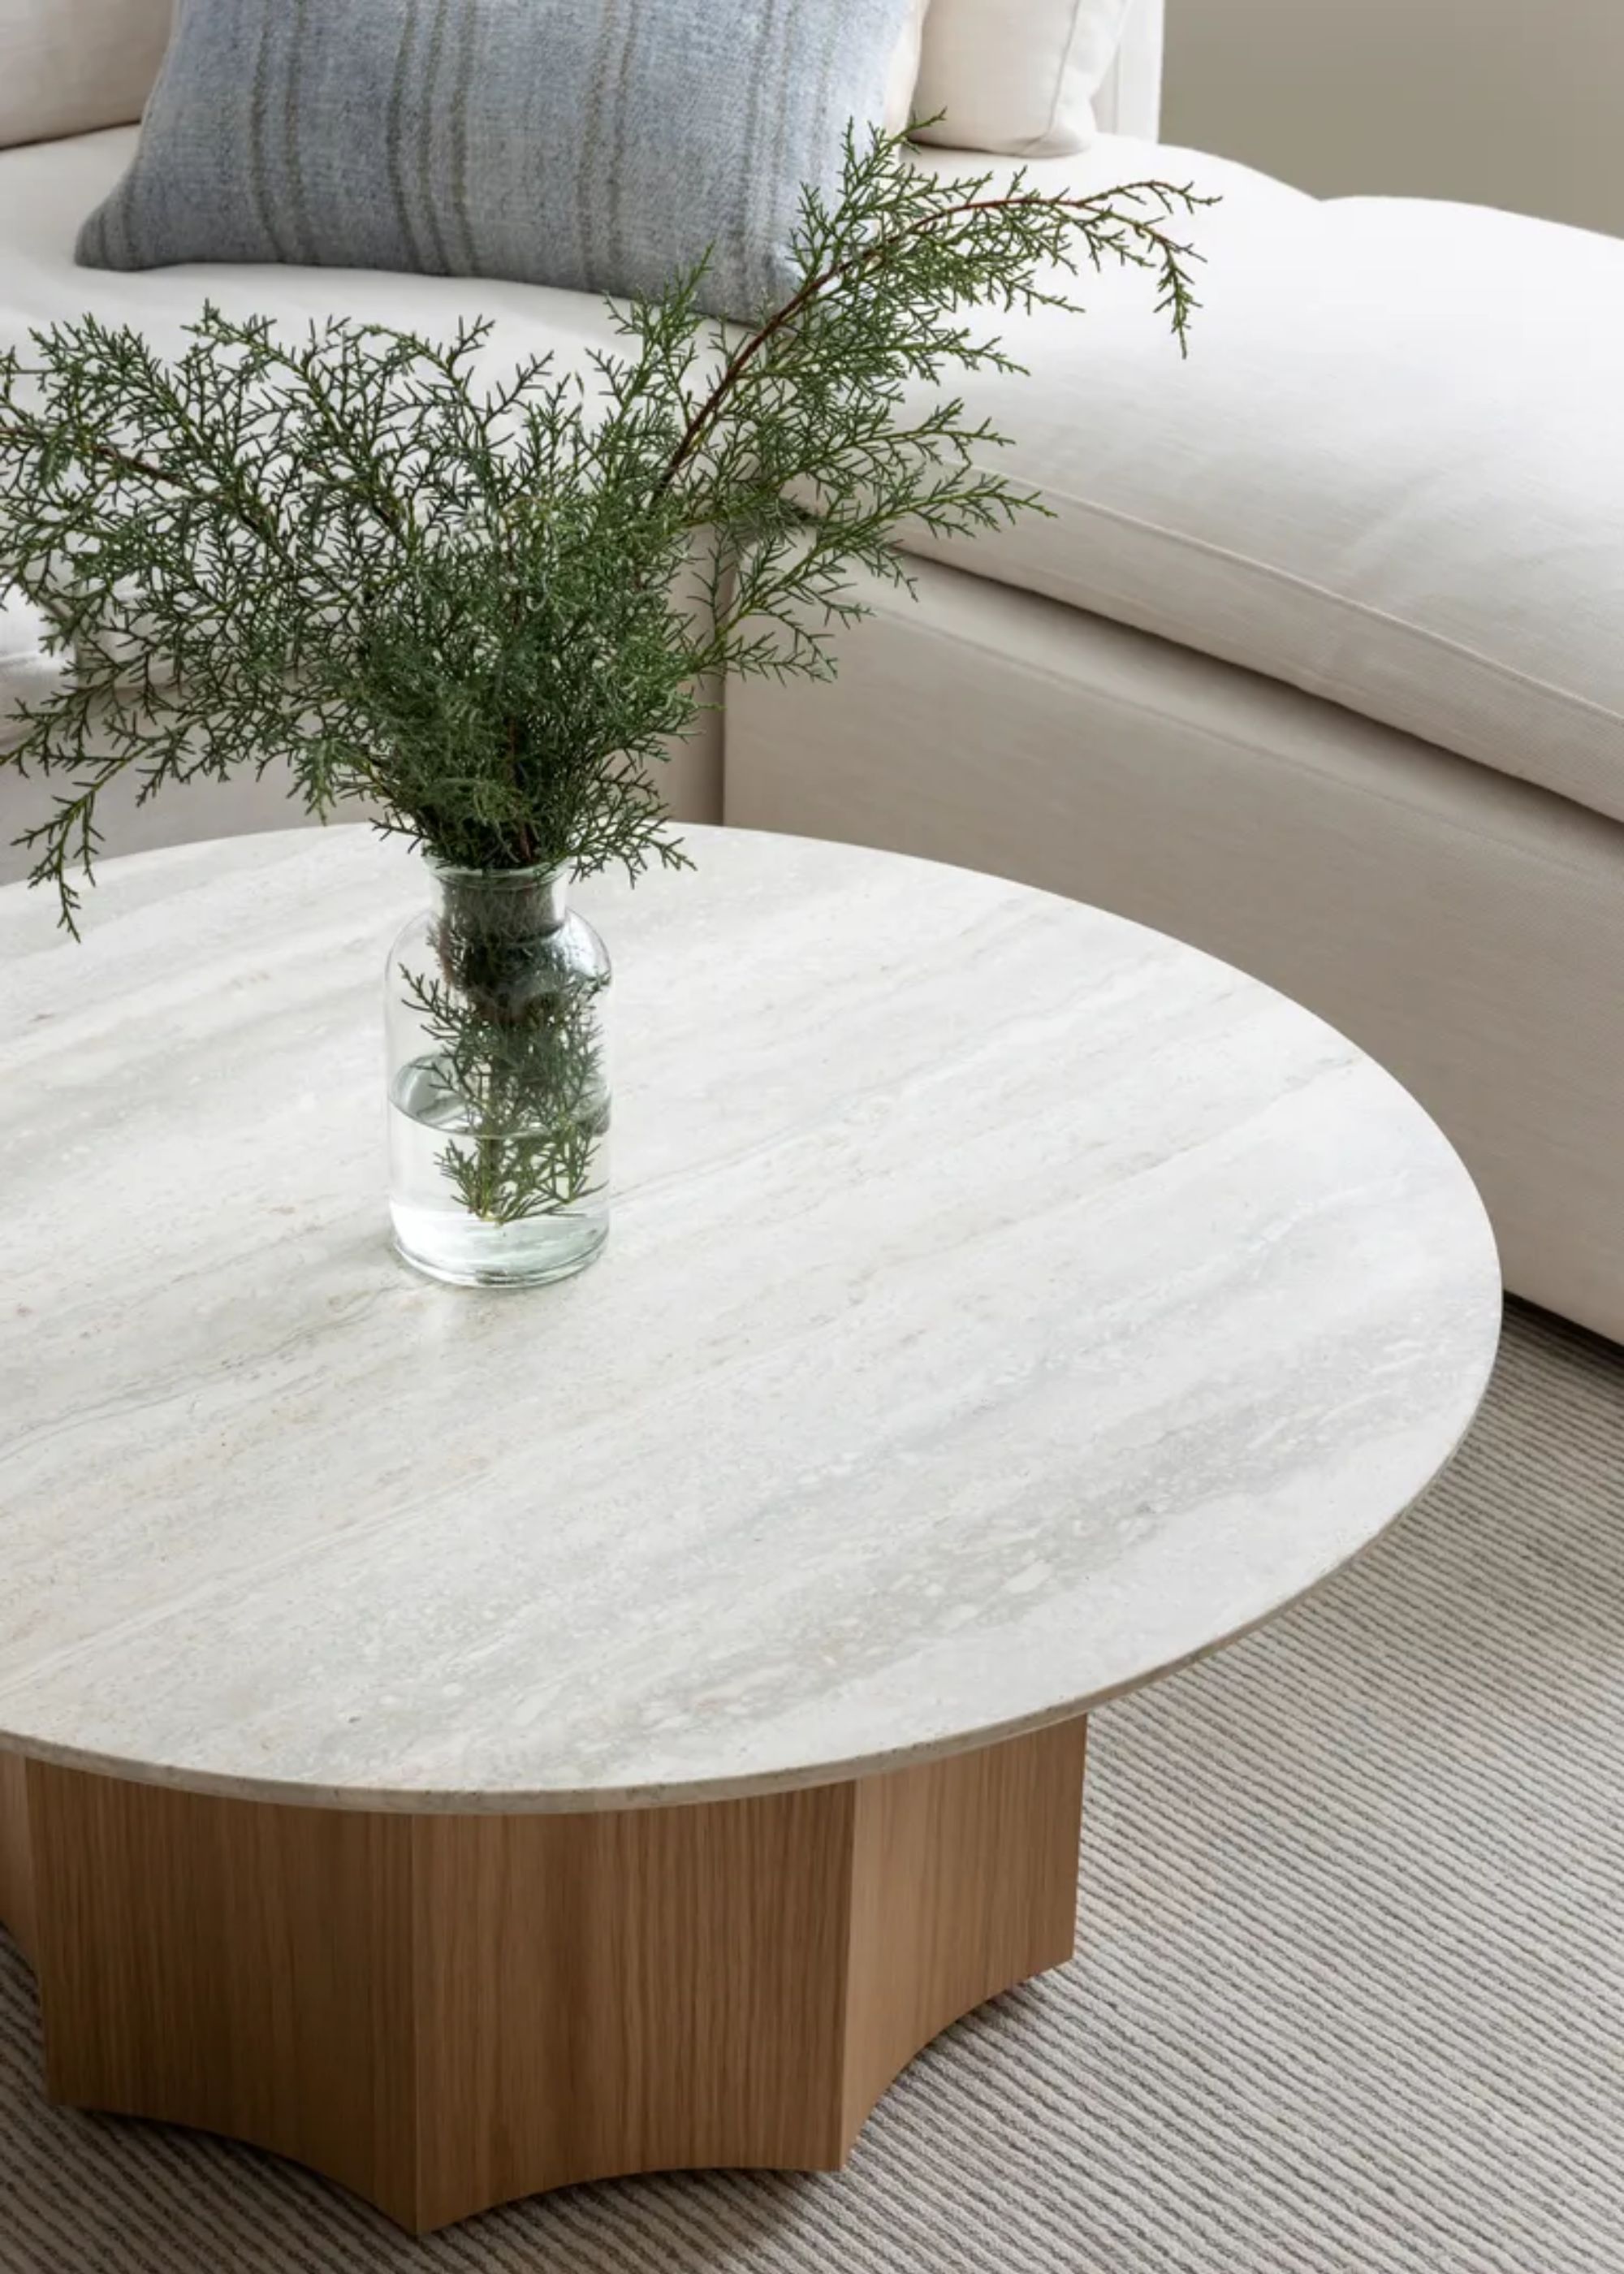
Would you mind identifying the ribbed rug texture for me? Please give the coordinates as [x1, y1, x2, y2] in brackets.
[2, 1299, 1621, 2272]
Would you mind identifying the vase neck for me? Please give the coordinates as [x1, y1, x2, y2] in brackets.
[430, 862, 571, 940]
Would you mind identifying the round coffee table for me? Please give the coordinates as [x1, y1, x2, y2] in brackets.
[0, 825, 1500, 2232]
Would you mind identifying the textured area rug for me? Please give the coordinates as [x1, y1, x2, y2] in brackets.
[2, 1300, 1622, 2273]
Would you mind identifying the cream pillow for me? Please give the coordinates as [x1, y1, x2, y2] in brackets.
[912, 0, 1129, 155]
[886, 0, 933, 133]
[0, 0, 173, 151]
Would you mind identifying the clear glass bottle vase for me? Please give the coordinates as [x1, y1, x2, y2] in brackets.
[385, 862, 611, 1288]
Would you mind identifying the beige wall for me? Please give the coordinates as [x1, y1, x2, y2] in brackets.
[1162, 0, 1624, 240]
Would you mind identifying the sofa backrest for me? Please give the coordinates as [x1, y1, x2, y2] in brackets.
[0, 0, 173, 151]
[0, 0, 1164, 159]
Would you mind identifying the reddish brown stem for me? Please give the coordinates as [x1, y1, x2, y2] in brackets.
[652, 184, 1190, 501]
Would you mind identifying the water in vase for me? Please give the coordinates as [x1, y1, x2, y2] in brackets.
[388, 1054, 610, 1289]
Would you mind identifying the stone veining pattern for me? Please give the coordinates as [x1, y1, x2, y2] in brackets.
[0, 827, 1501, 1810]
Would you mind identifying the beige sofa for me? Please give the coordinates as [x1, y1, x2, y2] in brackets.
[4, 2, 1623, 1341]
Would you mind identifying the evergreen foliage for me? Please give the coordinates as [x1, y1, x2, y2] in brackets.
[0, 128, 1207, 1228]
[0, 128, 1207, 919]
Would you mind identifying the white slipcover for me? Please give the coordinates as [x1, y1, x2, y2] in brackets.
[905, 143, 1624, 828]
[5, 127, 1623, 836]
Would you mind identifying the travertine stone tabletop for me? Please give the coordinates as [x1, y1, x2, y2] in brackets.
[0, 825, 1501, 1813]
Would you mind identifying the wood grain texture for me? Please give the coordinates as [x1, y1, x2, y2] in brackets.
[21, 1723, 1089, 2233]
[29, 1762, 419, 2220]
[0, 1751, 35, 1964]
[408, 1783, 861, 2229]
[841, 1717, 1088, 2146]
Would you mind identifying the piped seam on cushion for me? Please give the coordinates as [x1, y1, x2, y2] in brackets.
[983, 483, 1624, 739]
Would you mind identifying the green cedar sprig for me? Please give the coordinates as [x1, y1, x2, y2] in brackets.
[0, 127, 1209, 927]
[0, 128, 1207, 1226]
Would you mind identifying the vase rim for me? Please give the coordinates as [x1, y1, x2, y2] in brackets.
[426, 856, 574, 886]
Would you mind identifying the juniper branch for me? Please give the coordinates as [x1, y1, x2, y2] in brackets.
[0, 123, 1210, 1219]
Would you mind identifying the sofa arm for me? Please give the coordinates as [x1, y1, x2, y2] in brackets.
[1094, 0, 1164, 141]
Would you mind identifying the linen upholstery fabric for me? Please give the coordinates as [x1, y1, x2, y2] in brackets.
[0, 0, 171, 151]
[912, 0, 1129, 154]
[726, 552, 1624, 1347]
[895, 145, 1624, 829]
[75, 0, 920, 320]
[13, 127, 1624, 829]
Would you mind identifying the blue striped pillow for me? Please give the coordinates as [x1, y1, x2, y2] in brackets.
[77, 0, 921, 320]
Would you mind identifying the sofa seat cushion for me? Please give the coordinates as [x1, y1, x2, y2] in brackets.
[909, 136, 1624, 828]
[0, 128, 713, 744]
[7, 129, 1622, 833]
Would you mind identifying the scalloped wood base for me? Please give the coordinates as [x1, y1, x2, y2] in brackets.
[0, 1722, 1087, 2234]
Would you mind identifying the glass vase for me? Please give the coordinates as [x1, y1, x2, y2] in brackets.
[385, 862, 611, 1289]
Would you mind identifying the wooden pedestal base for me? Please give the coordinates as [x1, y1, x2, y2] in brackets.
[0, 1721, 1086, 2233]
